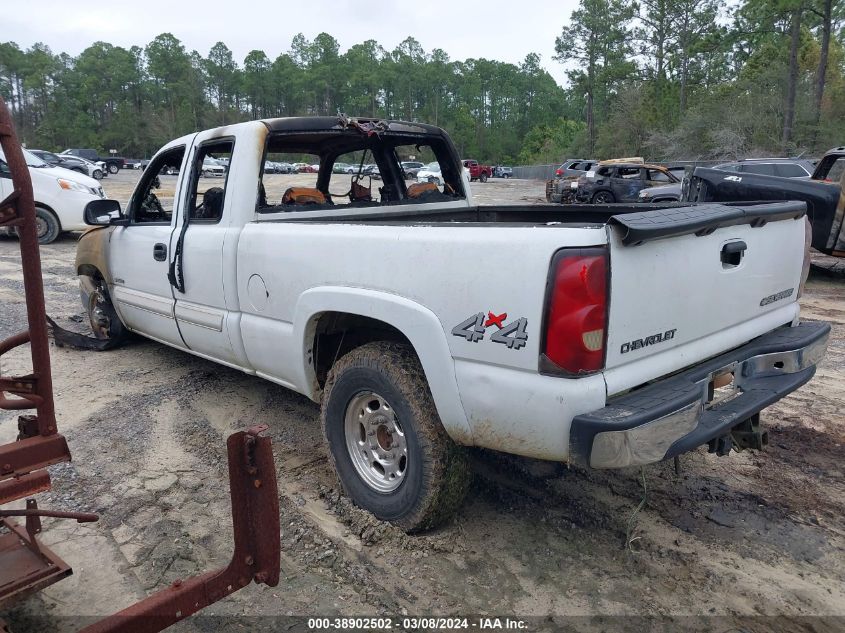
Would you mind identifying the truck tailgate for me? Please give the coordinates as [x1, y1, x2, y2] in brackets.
[603, 203, 807, 389]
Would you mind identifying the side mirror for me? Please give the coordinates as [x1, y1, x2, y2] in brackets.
[84, 199, 127, 226]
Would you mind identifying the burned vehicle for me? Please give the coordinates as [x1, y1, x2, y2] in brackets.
[545, 159, 599, 203]
[74, 114, 828, 533]
[575, 162, 680, 204]
[685, 147, 845, 256]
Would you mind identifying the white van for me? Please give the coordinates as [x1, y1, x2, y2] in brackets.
[0, 147, 104, 243]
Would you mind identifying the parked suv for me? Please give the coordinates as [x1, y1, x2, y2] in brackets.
[555, 159, 598, 178]
[576, 162, 679, 203]
[712, 158, 815, 179]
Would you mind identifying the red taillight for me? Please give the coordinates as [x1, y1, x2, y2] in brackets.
[542, 248, 608, 375]
[555, 168, 563, 176]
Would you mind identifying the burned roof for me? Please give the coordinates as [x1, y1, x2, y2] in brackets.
[260, 116, 447, 138]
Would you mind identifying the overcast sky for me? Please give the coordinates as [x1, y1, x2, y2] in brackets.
[2, 0, 580, 86]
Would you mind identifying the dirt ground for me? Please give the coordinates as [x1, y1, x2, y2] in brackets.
[1, 171, 843, 632]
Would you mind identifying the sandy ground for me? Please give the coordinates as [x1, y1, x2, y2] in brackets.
[0, 171, 843, 631]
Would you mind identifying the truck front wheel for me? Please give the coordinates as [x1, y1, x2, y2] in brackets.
[80, 275, 129, 343]
[321, 341, 470, 532]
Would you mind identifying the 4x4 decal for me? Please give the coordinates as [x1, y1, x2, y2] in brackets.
[452, 311, 528, 350]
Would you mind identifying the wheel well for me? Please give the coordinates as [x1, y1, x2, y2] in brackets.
[312, 312, 412, 388]
[77, 263, 102, 279]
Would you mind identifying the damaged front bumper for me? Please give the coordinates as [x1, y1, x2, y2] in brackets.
[570, 321, 830, 469]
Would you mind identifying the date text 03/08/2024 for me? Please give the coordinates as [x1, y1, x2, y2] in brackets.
[307, 616, 528, 630]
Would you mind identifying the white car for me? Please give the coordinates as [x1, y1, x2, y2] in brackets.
[78, 156, 108, 180]
[0, 147, 103, 243]
[201, 157, 226, 177]
[416, 161, 446, 186]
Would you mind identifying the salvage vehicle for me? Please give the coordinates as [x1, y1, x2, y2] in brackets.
[75, 115, 829, 531]
[493, 166, 513, 179]
[61, 148, 125, 174]
[685, 146, 845, 256]
[462, 159, 493, 182]
[576, 162, 679, 203]
[0, 146, 103, 243]
[31, 149, 106, 180]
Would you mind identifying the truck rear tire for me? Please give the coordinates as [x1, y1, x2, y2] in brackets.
[108, 163, 119, 174]
[480, 173, 488, 183]
[321, 341, 470, 532]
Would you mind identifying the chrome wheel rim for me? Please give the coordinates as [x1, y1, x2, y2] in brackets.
[344, 391, 408, 493]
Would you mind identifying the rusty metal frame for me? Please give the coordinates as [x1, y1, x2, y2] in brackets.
[0, 94, 76, 607]
[0, 96, 72, 503]
[80, 426, 280, 633]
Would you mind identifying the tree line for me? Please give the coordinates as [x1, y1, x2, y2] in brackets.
[0, 0, 842, 165]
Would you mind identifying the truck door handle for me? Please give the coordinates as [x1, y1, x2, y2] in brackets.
[721, 241, 747, 266]
[153, 243, 167, 261]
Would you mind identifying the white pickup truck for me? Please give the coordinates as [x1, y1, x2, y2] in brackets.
[75, 116, 829, 531]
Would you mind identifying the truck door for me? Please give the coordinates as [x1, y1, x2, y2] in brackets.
[106, 145, 187, 346]
[169, 134, 243, 367]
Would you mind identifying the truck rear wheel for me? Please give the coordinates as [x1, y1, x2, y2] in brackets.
[480, 172, 488, 183]
[321, 341, 470, 532]
[108, 163, 119, 174]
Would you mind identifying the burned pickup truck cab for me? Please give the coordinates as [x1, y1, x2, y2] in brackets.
[76, 116, 828, 531]
[685, 147, 845, 257]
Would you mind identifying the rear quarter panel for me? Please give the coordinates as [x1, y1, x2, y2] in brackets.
[236, 221, 609, 455]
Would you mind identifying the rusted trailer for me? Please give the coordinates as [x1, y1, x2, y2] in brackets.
[0, 96, 281, 632]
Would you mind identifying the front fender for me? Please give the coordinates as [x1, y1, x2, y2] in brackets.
[293, 286, 473, 445]
[75, 226, 114, 281]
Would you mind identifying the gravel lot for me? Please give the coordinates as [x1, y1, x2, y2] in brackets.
[1, 170, 843, 631]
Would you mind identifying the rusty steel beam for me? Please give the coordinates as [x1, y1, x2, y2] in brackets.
[81, 426, 281, 633]
[0, 101, 58, 435]
[0, 434, 71, 485]
[0, 95, 76, 608]
[0, 471, 51, 505]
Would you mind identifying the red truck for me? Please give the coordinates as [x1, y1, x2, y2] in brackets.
[462, 159, 493, 182]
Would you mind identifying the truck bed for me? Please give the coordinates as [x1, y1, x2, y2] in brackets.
[256, 200, 807, 243]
